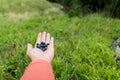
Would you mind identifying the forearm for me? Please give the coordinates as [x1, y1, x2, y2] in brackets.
[21, 59, 55, 80]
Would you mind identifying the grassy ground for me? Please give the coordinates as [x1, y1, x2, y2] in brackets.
[0, 0, 120, 80]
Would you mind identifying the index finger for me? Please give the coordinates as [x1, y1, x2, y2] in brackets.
[35, 33, 42, 47]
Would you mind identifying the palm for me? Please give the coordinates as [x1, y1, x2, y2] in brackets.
[27, 32, 54, 63]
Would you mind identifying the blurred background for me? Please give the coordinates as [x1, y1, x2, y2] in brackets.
[0, 0, 120, 80]
[48, 0, 120, 18]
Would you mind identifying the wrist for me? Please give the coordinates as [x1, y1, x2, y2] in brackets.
[31, 58, 51, 64]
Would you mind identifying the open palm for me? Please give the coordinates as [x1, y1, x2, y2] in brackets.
[26, 32, 54, 63]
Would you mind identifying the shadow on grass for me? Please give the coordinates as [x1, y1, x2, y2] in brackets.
[47, 0, 120, 19]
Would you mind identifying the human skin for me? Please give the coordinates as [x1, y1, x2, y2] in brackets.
[26, 32, 54, 63]
[21, 32, 55, 80]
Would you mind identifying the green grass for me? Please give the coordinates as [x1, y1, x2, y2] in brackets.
[0, 0, 120, 80]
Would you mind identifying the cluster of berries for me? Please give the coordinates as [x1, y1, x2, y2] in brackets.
[37, 42, 49, 51]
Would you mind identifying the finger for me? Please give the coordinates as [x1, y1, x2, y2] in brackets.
[47, 37, 54, 55]
[27, 43, 33, 51]
[36, 33, 42, 44]
[46, 33, 50, 44]
[50, 37, 54, 47]
[41, 32, 46, 42]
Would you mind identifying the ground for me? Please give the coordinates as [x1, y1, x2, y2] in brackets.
[0, 0, 120, 80]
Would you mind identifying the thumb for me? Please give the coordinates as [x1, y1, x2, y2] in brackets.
[27, 43, 33, 51]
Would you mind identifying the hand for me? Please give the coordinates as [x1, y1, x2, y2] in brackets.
[26, 32, 54, 63]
